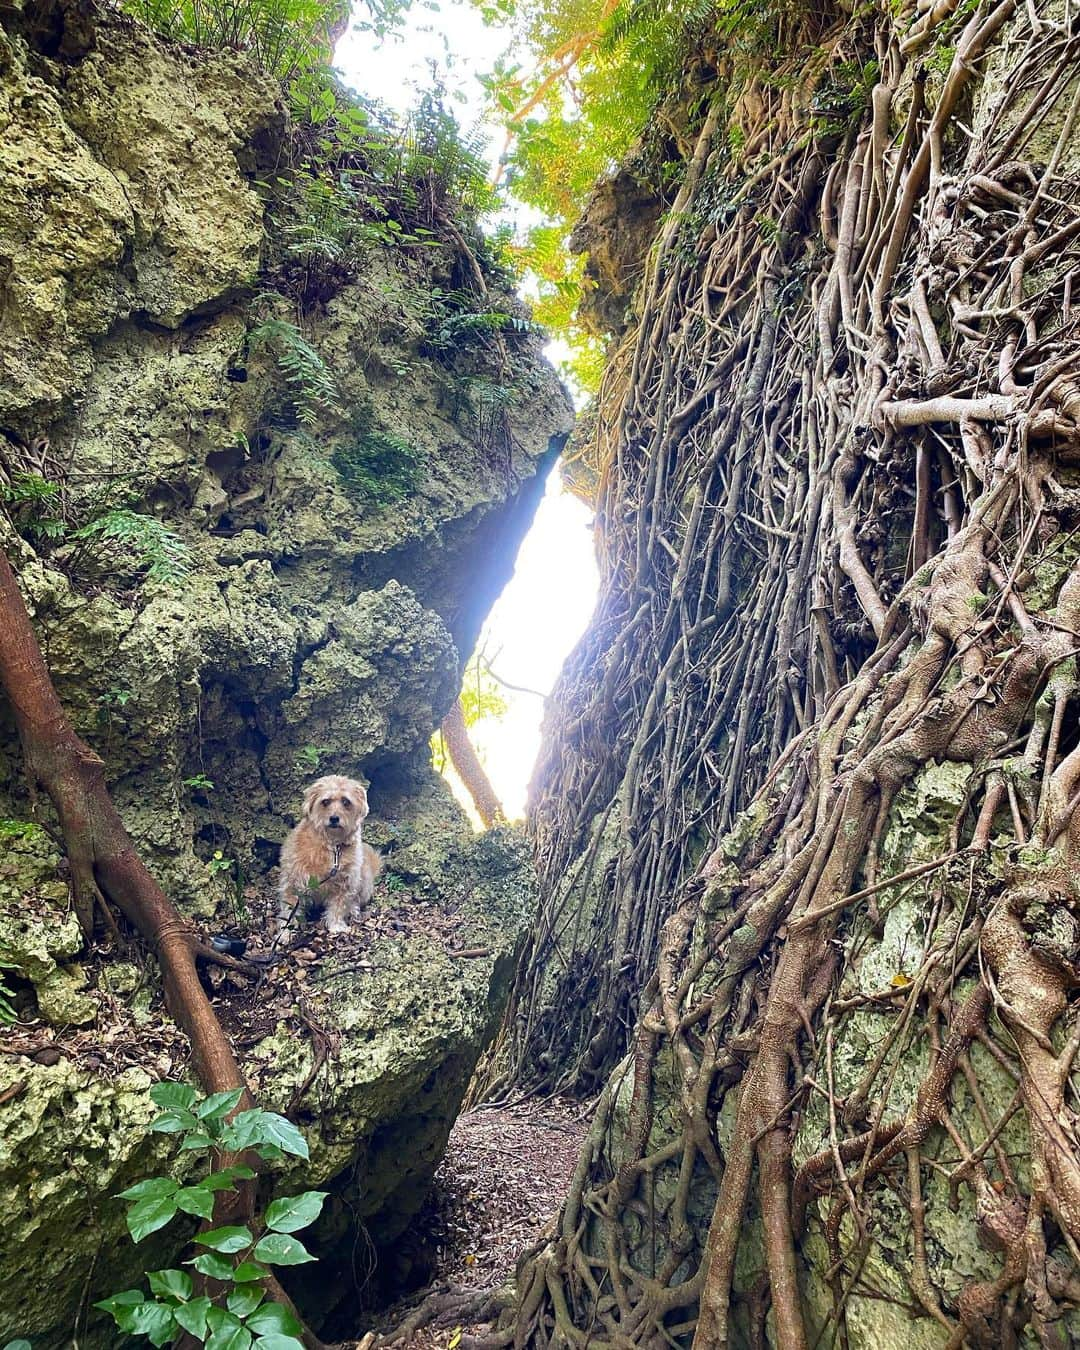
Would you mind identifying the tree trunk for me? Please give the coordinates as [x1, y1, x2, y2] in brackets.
[441, 696, 505, 827]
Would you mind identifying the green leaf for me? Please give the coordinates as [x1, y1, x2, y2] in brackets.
[149, 1081, 198, 1111]
[150, 1108, 199, 1134]
[190, 1251, 234, 1280]
[203, 1167, 248, 1192]
[265, 1191, 327, 1234]
[129, 1300, 178, 1348]
[227, 1283, 265, 1318]
[127, 1194, 180, 1242]
[2, 1341, 33, 1350]
[246, 1303, 303, 1337]
[148, 1268, 193, 1301]
[196, 1088, 245, 1121]
[174, 1295, 213, 1338]
[118, 1177, 178, 1201]
[232, 1261, 272, 1283]
[252, 1233, 316, 1266]
[174, 1185, 217, 1220]
[180, 1130, 216, 1151]
[206, 1310, 253, 1350]
[93, 1289, 145, 1316]
[197, 1225, 253, 1253]
[222, 1110, 309, 1160]
[252, 1337, 305, 1350]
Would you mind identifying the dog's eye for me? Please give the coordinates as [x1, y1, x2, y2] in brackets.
[322, 798, 332, 807]
[341, 798, 352, 809]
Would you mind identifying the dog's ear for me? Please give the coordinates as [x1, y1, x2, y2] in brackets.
[301, 782, 323, 819]
[357, 785, 370, 818]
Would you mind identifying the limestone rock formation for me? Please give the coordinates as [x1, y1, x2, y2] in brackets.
[0, 1, 571, 1343]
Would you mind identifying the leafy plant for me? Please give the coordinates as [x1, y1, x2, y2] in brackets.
[0, 819, 40, 841]
[183, 775, 216, 793]
[0, 961, 22, 1025]
[206, 851, 248, 919]
[2, 467, 192, 589]
[0, 472, 64, 540]
[401, 90, 502, 222]
[809, 57, 879, 133]
[96, 686, 133, 729]
[427, 306, 543, 353]
[249, 318, 342, 428]
[277, 171, 357, 267]
[95, 1082, 325, 1350]
[468, 0, 726, 388]
[292, 744, 329, 774]
[207, 850, 233, 878]
[123, 0, 415, 74]
[453, 373, 517, 421]
[120, 0, 349, 82]
[330, 412, 423, 507]
[72, 509, 191, 586]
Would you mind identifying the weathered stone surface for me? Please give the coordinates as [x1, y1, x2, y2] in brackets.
[0, 0, 283, 420]
[0, 0, 570, 1342]
[570, 162, 664, 336]
[0, 782, 533, 1347]
[0, 823, 98, 1025]
[0, 0, 572, 906]
[0, 1058, 199, 1347]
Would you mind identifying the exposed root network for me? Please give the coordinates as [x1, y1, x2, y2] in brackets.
[494, 0, 1080, 1344]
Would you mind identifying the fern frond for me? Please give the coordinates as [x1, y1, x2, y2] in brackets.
[73, 509, 191, 585]
[429, 308, 545, 352]
[249, 318, 342, 427]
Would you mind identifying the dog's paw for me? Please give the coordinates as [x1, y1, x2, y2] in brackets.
[323, 916, 349, 935]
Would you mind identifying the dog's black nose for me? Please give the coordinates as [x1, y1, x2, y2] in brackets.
[329, 814, 340, 827]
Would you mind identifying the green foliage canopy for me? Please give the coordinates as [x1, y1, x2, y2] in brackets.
[473, 0, 722, 387]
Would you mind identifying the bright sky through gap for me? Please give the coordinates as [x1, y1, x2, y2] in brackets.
[336, 5, 600, 821]
[338, 2, 503, 126]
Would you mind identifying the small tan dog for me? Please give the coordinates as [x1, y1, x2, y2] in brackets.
[278, 775, 382, 934]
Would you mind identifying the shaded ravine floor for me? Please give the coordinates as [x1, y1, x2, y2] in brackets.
[378, 1097, 589, 1347]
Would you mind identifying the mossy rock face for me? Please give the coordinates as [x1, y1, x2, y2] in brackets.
[259, 580, 460, 813]
[0, 1, 283, 421]
[0, 1059, 204, 1348]
[0, 1, 570, 1344]
[0, 0, 572, 909]
[0, 778, 535, 1348]
[0, 823, 98, 1025]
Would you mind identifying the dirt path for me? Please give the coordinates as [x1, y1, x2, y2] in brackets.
[383, 1096, 589, 1346]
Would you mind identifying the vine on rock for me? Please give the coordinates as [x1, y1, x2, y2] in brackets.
[492, 0, 1080, 1345]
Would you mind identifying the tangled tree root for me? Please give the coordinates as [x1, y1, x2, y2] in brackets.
[498, 0, 1080, 1345]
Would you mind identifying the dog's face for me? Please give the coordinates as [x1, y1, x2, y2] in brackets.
[301, 775, 368, 841]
